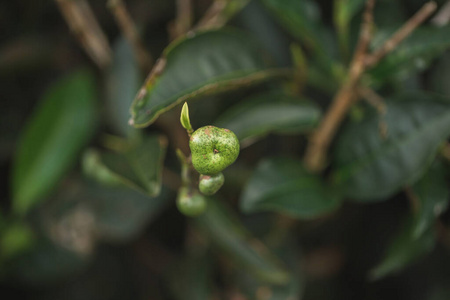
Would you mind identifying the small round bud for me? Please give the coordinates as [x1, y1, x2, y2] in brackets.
[199, 172, 224, 196]
[176, 187, 207, 217]
[189, 126, 239, 175]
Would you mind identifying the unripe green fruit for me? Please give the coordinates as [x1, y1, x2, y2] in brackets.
[176, 186, 207, 217]
[189, 126, 239, 175]
[199, 172, 224, 196]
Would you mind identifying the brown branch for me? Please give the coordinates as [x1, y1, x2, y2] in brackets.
[358, 86, 386, 114]
[441, 143, 450, 162]
[303, 0, 375, 172]
[107, 0, 153, 70]
[55, 0, 112, 69]
[432, 0, 450, 26]
[194, 0, 251, 31]
[170, 0, 193, 39]
[404, 186, 420, 214]
[365, 1, 437, 68]
[194, 0, 228, 30]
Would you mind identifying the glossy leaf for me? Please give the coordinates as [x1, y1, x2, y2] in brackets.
[333, 92, 450, 201]
[241, 157, 341, 218]
[106, 37, 141, 137]
[215, 93, 321, 145]
[130, 29, 287, 127]
[261, 0, 329, 53]
[369, 217, 435, 280]
[261, 0, 340, 83]
[195, 198, 289, 284]
[83, 135, 167, 196]
[411, 160, 449, 238]
[369, 25, 450, 86]
[12, 69, 97, 215]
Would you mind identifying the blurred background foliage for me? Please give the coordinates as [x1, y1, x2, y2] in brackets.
[1, 0, 450, 299]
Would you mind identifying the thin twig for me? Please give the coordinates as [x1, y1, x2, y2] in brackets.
[194, 0, 228, 30]
[303, 0, 375, 172]
[194, 0, 251, 31]
[441, 143, 450, 162]
[358, 86, 386, 114]
[55, 0, 112, 69]
[365, 1, 437, 68]
[358, 87, 389, 138]
[404, 186, 420, 214]
[171, 0, 193, 39]
[107, 0, 153, 70]
[432, 0, 450, 26]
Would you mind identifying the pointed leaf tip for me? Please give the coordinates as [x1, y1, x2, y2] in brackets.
[180, 102, 193, 133]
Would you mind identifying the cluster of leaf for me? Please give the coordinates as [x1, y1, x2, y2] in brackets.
[2, 0, 450, 299]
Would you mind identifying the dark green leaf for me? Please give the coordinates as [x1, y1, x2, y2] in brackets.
[130, 29, 288, 127]
[241, 157, 341, 218]
[12, 69, 97, 215]
[90, 185, 172, 243]
[11, 238, 89, 286]
[411, 159, 449, 238]
[334, 0, 366, 57]
[38, 177, 171, 245]
[333, 92, 450, 201]
[261, 0, 329, 53]
[195, 198, 289, 284]
[261, 0, 341, 84]
[334, 0, 366, 30]
[83, 135, 167, 196]
[369, 216, 435, 280]
[429, 52, 450, 96]
[215, 93, 321, 146]
[106, 37, 142, 137]
[369, 25, 450, 87]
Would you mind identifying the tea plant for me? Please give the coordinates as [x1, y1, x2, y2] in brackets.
[2, 0, 450, 299]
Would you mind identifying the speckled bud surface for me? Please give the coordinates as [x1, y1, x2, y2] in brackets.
[199, 172, 224, 196]
[189, 126, 240, 175]
[176, 187, 207, 217]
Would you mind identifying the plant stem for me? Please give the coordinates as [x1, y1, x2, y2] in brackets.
[431, 0, 450, 26]
[194, 0, 228, 30]
[441, 143, 450, 162]
[365, 1, 437, 68]
[404, 186, 420, 214]
[303, 0, 436, 172]
[194, 0, 251, 30]
[107, 0, 153, 71]
[358, 86, 386, 114]
[171, 0, 193, 39]
[55, 0, 112, 69]
[303, 0, 375, 172]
